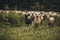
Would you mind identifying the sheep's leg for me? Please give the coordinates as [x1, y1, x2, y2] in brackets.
[40, 21, 43, 25]
[51, 23, 54, 27]
[48, 22, 51, 27]
[34, 23, 38, 29]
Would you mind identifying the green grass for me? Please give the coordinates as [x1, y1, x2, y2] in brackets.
[0, 24, 60, 40]
[0, 12, 60, 40]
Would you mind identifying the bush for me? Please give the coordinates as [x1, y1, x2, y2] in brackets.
[0, 12, 10, 26]
[0, 12, 25, 27]
[8, 13, 25, 27]
[54, 16, 60, 26]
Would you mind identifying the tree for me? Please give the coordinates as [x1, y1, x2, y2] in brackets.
[4, 4, 9, 10]
[31, 2, 40, 11]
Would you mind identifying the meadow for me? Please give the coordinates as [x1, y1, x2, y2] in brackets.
[0, 12, 60, 40]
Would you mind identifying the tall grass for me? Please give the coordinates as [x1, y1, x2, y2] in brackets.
[0, 12, 60, 40]
[0, 25, 60, 40]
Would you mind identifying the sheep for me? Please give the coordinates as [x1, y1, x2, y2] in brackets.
[43, 14, 47, 20]
[25, 12, 30, 19]
[27, 16, 32, 25]
[48, 16, 55, 27]
[30, 13, 35, 21]
[40, 16, 44, 24]
[34, 16, 41, 29]
[25, 13, 32, 26]
[46, 14, 50, 20]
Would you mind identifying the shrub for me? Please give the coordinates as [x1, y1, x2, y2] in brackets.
[0, 12, 25, 27]
[8, 13, 25, 27]
[54, 16, 60, 26]
[0, 12, 10, 26]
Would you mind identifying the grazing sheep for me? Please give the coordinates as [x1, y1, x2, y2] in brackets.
[46, 15, 50, 21]
[34, 16, 41, 29]
[30, 13, 35, 21]
[25, 13, 30, 18]
[40, 16, 44, 24]
[48, 17, 55, 27]
[25, 13, 32, 26]
[43, 15, 47, 20]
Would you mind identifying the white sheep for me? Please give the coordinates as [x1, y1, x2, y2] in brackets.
[34, 16, 41, 29]
[48, 17, 55, 27]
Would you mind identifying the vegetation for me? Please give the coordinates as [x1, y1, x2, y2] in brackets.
[0, 12, 25, 27]
[0, 0, 60, 11]
[0, 13, 60, 40]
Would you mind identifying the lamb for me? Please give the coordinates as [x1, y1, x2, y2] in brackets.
[48, 16, 55, 27]
[34, 16, 41, 29]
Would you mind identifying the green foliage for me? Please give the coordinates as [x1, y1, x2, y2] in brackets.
[0, 12, 60, 40]
[8, 13, 19, 26]
[0, 26, 60, 40]
[0, 12, 25, 27]
[0, 12, 9, 26]
[54, 16, 60, 26]
[0, 0, 60, 11]
[8, 13, 25, 27]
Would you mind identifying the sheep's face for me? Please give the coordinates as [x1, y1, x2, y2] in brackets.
[27, 16, 31, 19]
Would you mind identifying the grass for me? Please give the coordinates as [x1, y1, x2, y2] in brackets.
[0, 12, 60, 40]
[0, 24, 60, 40]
